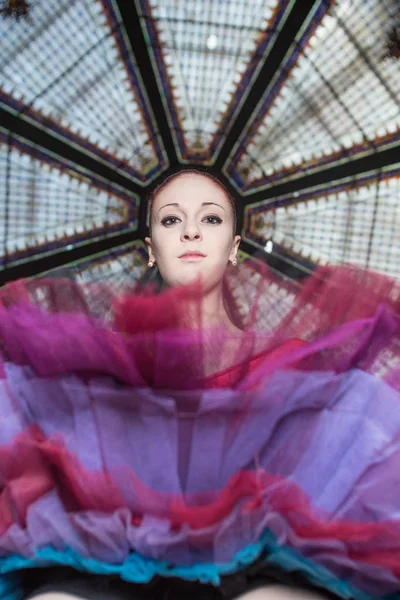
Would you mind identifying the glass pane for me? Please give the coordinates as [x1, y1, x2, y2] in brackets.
[246, 169, 400, 278]
[139, 0, 282, 160]
[0, 0, 163, 180]
[0, 137, 134, 260]
[234, 0, 400, 190]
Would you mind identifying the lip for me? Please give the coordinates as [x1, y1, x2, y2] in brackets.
[178, 251, 207, 260]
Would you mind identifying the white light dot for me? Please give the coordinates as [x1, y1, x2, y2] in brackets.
[206, 34, 218, 50]
[265, 240, 274, 254]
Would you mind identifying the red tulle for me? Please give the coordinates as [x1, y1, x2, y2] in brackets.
[3, 426, 400, 575]
[0, 425, 53, 534]
[1, 262, 400, 389]
[2, 260, 400, 589]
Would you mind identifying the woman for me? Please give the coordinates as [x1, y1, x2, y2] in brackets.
[1, 170, 400, 600]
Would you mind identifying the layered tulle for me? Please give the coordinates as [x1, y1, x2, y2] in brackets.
[1, 261, 400, 599]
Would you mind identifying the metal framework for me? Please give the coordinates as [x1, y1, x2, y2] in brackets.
[0, 0, 399, 283]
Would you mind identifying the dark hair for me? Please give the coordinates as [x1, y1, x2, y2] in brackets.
[147, 169, 237, 235]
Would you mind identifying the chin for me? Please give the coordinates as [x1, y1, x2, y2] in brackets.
[163, 264, 225, 290]
[175, 272, 204, 287]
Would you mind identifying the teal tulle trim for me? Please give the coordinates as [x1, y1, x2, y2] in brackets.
[1, 530, 400, 600]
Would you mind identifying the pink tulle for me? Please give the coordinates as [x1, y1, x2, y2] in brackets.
[1, 259, 400, 595]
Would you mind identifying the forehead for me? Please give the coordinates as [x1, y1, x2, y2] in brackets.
[154, 174, 231, 209]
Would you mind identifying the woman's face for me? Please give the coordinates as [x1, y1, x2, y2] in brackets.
[145, 173, 241, 289]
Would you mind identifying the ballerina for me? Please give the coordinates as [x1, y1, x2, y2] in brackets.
[1, 169, 400, 600]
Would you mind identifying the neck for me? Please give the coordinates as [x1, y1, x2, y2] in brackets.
[198, 281, 237, 330]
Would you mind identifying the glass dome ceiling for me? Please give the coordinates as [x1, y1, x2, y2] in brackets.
[1, 0, 399, 283]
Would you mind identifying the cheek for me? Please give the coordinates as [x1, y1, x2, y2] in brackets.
[150, 230, 179, 275]
[208, 231, 234, 258]
[150, 228, 171, 258]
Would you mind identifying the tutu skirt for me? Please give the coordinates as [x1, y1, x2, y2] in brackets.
[1, 263, 400, 599]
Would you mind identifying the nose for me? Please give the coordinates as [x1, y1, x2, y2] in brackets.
[181, 220, 202, 242]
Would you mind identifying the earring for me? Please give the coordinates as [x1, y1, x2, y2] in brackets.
[148, 260, 154, 268]
[231, 258, 237, 266]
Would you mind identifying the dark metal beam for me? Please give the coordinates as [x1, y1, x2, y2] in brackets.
[115, 0, 179, 168]
[0, 105, 144, 194]
[214, 0, 324, 170]
[240, 239, 315, 279]
[241, 143, 400, 205]
[0, 229, 139, 285]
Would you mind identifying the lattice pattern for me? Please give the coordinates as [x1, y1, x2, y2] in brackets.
[233, 0, 400, 190]
[246, 170, 400, 279]
[0, 0, 163, 180]
[138, 0, 284, 161]
[75, 242, 148, 286]
[25, 241, 148, 320]
[226, 257, 296, 330]
[0, 138, 133, 261]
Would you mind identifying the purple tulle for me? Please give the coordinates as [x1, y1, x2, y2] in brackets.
[2, 265, 400, 597]
[3, 361, 400, 583]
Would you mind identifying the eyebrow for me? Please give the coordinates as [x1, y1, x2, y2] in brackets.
[157, 202, 226, 214]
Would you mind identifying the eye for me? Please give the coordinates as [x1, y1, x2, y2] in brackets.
[202, 215, 223, 225]
[161, 216, 181, 227]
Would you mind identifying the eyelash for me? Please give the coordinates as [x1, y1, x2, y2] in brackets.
[160, 215, 223, 227]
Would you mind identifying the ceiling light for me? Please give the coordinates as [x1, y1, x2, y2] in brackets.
[206, 34, 218, 50]
[264, 240, 274, 254]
